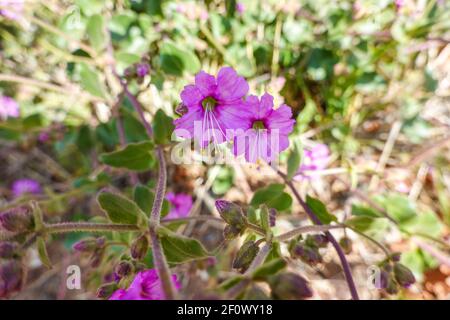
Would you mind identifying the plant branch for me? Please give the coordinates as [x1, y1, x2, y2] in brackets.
[44, 222, 139, 234]
[276, 224, 345, 242]
[148, 147, 177, 299]
[278, 170, 360, 300]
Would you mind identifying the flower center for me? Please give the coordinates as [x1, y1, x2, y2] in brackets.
[202, 97, 217, 111]
[252, 120, 266, 130]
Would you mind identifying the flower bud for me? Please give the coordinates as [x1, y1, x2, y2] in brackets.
[215, 200, 247, 229]
[374, 270, 390, 290]
[339, 237, 352, 254]
[0, 242, 19, 259]
[385, 277, 399, 295]
[123, 66, 136, 79]
[131, 234, 149, 261]
[269, 208, 277, 227]
[291, 243, 322, 265]
[175, 103, 188, 116]
[135, 63, 150, 78]
[391, 252, 401, 262]
[115, 261, 133, 278]
[269, 273, 313, 300]
[232, 241, 260, 272]
[97, 282, 119, 299]
[90, 248, 105, 268]
[0, 260, 23, 298]
[0, 207, 34, 233]
[244, 284, 270, 300]
[223, 225, 243, 240]
[73, 237, 105, 252]
[393, 263, 415, 288]
[310, 234, 329, 248]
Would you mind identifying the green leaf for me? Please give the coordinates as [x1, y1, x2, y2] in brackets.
[79, 63, 106, 98]
[100, 141, 155, 171]
[152, 109, 174, 145]
[97, 192, 147, 225]
[160, 41, 201, 75]
[252, 258, 286, 280]
[376, 194, 416, 224]
[87, 14, 106, 52]
[133, 184, 170, 218]
[351, 204, 382, 218]
[286, 139, 302, 180]
[346, 216, 377, 232]
[401, 211, 444, 238]
[306, 195, 337, 224]
[22, 114, 44, 129]
[158, 227, 210, 264]
[250, 184, 292, 212]
[37, 237, 52, 269]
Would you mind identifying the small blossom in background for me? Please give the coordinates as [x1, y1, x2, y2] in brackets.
[109, 269, 181, 300]
[0, 0, 24, 20]
[38, 131, 50, 143]
[0, 95, 20, 120]
[165, 192, 193, 219]
[175, 2, 208, 21]
[135, 63, 150, 78]
[236, 2, 245, 14]
[394, 0, 405, 10]
[174, 67, 250, 148]
[233, 93, 295, 163]
[11, 179, 42, 198]
[295, 144, 330, 178]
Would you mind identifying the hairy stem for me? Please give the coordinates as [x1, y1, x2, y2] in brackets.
[44, 222, 139, 233]
[278, 171, 360, 300]
[148, 147, 177, 299]
[276, 224, 345, 242]
[111, 52, 175, 300]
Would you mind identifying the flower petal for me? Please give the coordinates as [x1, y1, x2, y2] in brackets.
[216, 67, 249, 101]
[195, 71, 216, 96]
[180, 85, 204, 109]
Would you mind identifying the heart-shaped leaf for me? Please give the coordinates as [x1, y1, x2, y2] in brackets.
[158, 226, 209, 264]
[100, 141, 155, 171]
[98, 192, 147, 225]
[306, 195, 337, 224]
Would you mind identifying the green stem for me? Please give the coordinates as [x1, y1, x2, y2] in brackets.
[276, 224, 345, 242]
[344, 224, 391, 258]
[45, 222, 139, 234]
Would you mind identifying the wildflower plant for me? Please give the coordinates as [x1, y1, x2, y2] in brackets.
[0, 0, 449, 301]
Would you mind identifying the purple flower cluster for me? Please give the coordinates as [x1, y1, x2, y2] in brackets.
[11, 179, 42, 198]
[165, 192, 193, 219]
[0, 95, 19, 120]
[295, 144, 330, 178]
[0, 0, 23, 20]
[174, 67, 295, 163]
[110, 269, 181, 300]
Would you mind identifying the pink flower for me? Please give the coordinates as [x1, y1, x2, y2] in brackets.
[11, 179, 41, 198]
[394, 0, 405, 10]
[236, 2, 245, 14]
[233, 93, 295, 163]
[165, 192, 193, 219]
[0, 96, 19, 120]
[295, 144, 330, 178]
[0, 0, 24, 20]
[174, 67, 250, 148]
[109, 269, 181, 300]
[136, 63, 149, 78]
